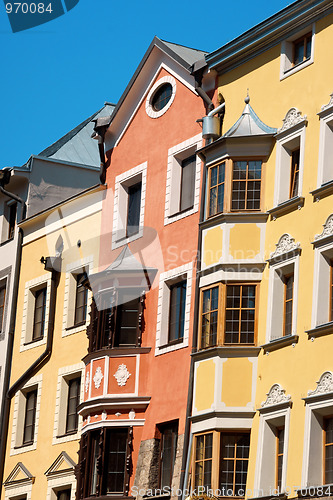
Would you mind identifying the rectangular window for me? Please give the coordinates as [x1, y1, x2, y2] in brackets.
[65, 377, 81, 434]
[104, 429, 128, 494]
[23, 389, 37, 444]
[194, 433, 213, 489]
[231, 160, 262, 211]
[0, 284, 6, 332]
[74, 273, 88, 326]
[56, 489, 71, 500]
[180, 155, 196, 212]
[7, 202, 17, 240]
[115, 297, 140, 347]
[168, 281, 186, 343]
[159, 422, 178, 488]
[276, 427, 285, 489]
[200, 284, 257, 349]
[290, 149, 300, 199]
[220, 433, 250, 496]
[208, 162, 225, 217]
[324, 417, 333, 485]
[225, 285, 256, 345]
[32, 287, 47, 341]
[126, 181, 142, 237]
[283, 274, 294, 336]
[293, 33, 312, 66]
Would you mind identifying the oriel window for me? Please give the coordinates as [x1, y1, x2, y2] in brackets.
[219, 433, 250, 497]
[194, 433, 213, 489]
[208, 162, 225, 217]
[231, 160, 262, 211]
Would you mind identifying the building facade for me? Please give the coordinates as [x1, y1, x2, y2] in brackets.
[189, 1, 333, 500]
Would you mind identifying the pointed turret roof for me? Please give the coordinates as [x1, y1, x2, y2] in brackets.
[223, 95, 277, 138]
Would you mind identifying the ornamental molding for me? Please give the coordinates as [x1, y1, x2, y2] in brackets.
[114, 364, 131, 387]
[85, 371, 90, 393]
[261, 384, 291, 408]
[93, 367, 104, 389]
[270, 233, 300, 259]
[321, 92, 333, 112]
[308, 371, 333, 397]
[129, 409, 136, 420]
[102, 411, 107, 421]
[278, 107, 307, 133]
[314, 214, 333, 241]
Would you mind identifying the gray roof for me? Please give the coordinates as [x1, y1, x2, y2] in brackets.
[223, 97, 277, 137]
[38, 103, 115, 167]
[160, 40, 207, 67]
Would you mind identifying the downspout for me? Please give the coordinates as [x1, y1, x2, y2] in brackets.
[0, 248, 59, 488]
[179, 153, 208, 500]
[92, 116, 112, 185]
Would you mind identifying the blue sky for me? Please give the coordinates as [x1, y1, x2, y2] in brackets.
[0, 0, 293, 167]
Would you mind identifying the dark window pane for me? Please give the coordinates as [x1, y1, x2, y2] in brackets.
[66, 377, 81, 433]
[127, 182, 142, 237]
[74, 273, 88, 325]
[0, 285, 6, 332]
[180, 155, 196, 212]
[290, 149, 300, 198]
[152, 83, 172, 111]
[57, 489, 71, 500]
[169, 281, 186, 343]
[105, 429, 128, 494]
[160, 423, 178, 488]
[33, 288, 47, 340]
[23, 389, 37, 444]
[90, 434, 99, 495]
[115, 298, 140, 346]
[8, 202, 17, 240]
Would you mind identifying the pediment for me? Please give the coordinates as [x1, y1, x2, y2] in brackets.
[4, 462, 34, 486]
[45, 451, 76, 477]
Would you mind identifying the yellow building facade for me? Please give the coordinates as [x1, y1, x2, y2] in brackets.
[190, 1, 333, 499]
[2, 186, 105, 500]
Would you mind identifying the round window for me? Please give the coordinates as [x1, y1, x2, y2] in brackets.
[151, 83, 173, 112]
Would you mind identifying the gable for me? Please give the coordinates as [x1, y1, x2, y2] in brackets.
[4, 462, 34, 486]
[45, 451, 76, 477]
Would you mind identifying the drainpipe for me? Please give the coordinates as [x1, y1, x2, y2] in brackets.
[0, 251, 60, 488]
[192, 60, 214, 113]
[92, 116, 112, 185]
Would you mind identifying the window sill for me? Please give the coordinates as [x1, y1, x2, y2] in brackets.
[251, 494, 287, 500]
[280, 57, 313, 81]
[306, 322, 333, 340]
[201, 211, 269, 229]
[268, 196, 305, 219]
[56, 430, 78, 438]
[310, 180, 333, 201]
[192, 345, 261, 359]
[262, 334, 299, 353]
[168, 206, 194, 218]
[14, 441, 34, 449]
[65, 322, 86, 331]
[0, 237, 14, 247]
[159, 338, 184, 349]
[24, 336, 44, 346]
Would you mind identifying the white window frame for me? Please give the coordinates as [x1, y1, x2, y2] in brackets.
[311, 215, 333, 329]
[145, 75, 176, 119]
[52, 363, 84, 445]
[10, 374, 42, 456]
[0, 266, 11, 342]
[112, 162, 147, 249]
[280, 24, 315, 80]
[255, 405, 291, 496]
[317, 95, 333, 188]
[62, 256, 93, 337]
[273, 110, 307, 207]
[164, 134, 202, 225]
[155, 262, 192, 356]
[20, 274, 52, 352]
[302, 372, 333, 488]
[266, 235, 300, 342]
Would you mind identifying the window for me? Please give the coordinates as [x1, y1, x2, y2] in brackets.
[165, 134, 202, 224]
[193, 431, 250, 497]
[74, 273, 88, 326]
[266, 238, 300, 344]
[168, 281, 186, 343]
[7, 202, 17, 240]
[276, 427, 285, 489]
[180, 155, 196, 212]
[289, 149, 300, 199]
[280, 26, 314, 79]
[112, 162, 147, 249]
[155, 262, 192, 355]
[23, 389, 37, 445]
[32, 287, 46, 341]
[158, 422, 178, 488]
[65, 377, 81, 434]
[0, 284, 6, 332]
[199, 283, 257, 349]
[126, 181, 142, 237]
[79, 428, 132, 498]
[324, 418, 333, 484]
[283, 274, 294, 337]
[207, 159, 263, 217]
[56, 490, 71, 500]
[330, 262, 333, 322]
[293, 32, 312, 66]
[152, 83, 172, 112]
[87, 291, 144, 352]
[272, 108, 306, 211]
[316, 96, 333, 190]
